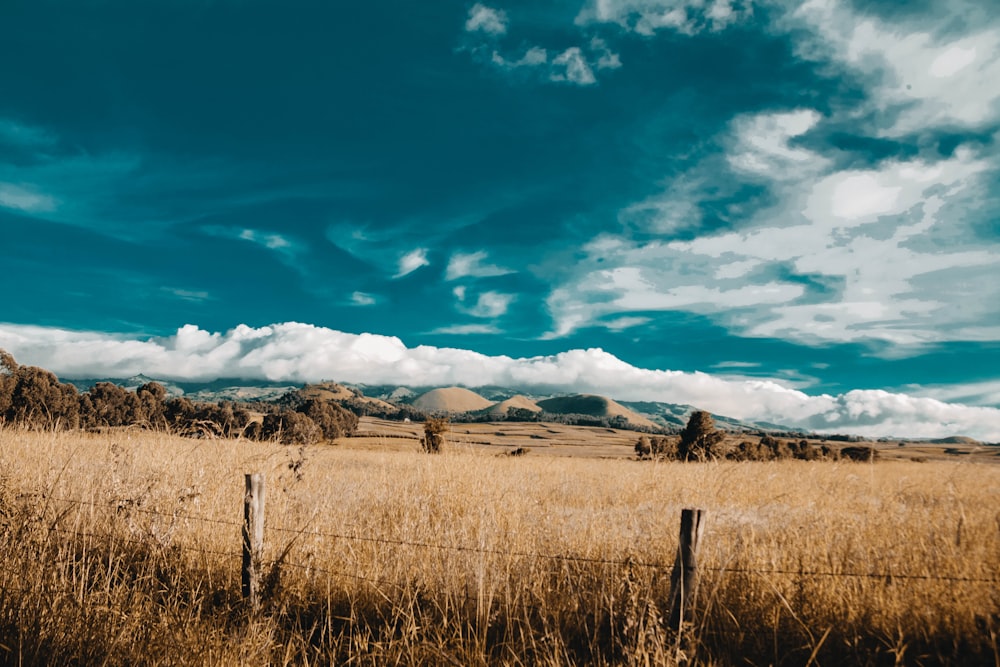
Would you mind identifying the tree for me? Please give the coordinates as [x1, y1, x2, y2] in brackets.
[297, 399, 359, 440]
[678, 411, 727, 461]
[261, 409, 322, 445]
[137, 382, 169, 430]
[0, 348, 17, 421]
[88, 382, 136, 427]
[7, 365, 77, 430]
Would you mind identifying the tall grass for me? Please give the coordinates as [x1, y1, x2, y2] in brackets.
[1, 427, 997, 665]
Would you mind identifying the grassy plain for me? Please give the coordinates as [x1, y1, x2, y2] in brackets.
[0, 422, 998, 665]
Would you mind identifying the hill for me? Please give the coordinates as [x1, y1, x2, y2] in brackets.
[412, 387, 494, 413]
[485, 395, 543, 417]
[536, 394, 659, 430]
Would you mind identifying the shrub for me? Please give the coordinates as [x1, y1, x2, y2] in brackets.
[422, 417, 449, 453]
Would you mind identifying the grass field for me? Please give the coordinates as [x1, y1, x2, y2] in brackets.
[1, 423, 998, 665]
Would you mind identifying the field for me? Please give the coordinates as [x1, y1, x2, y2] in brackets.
[1, 422, 998, 665]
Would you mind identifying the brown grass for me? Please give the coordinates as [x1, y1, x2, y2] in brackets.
[0, 426, 998, 665]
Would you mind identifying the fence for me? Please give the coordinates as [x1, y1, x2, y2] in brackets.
[12, 473, 999, 629]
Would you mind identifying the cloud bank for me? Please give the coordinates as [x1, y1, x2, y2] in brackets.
[1, 322, 997, 441]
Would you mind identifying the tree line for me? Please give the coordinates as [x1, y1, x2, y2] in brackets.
[635, 411, 876, 462]
[0, 350, 357, 445]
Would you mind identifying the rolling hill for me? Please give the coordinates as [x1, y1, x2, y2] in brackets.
[536, 394, 659, 430]
[412, 387, 495, 413]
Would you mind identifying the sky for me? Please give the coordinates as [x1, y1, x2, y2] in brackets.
[1, 0, 999, 439]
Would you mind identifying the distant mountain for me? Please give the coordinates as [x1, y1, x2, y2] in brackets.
[57, 375, 802, 434]
[61, 376, 300, 402]
[618, 400, 802, 433]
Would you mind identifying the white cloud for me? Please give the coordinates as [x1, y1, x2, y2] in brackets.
[577, 0, 753, 35]
[351, 291, 376, 306]
[431, 323, 501, 335]
[548, 100, 1000, 348]
[792, 0, 1000, 136]
[163, 288, 213, 303]
[590, 38, 623, 69]
[903, 380, 1000, 408]
[462, 291, 515, 318]
[491, 47, 548, 69]
[551, 47, 597, 85]
[727, 109, 828, 180]
[466, 3, 508, 36]
[394, 248, 430, 278]
[1, 321, 998, 440]
[0, 182, 56, 213]
[603, 316, 651, 331]
[239, 228, 291, 250]
[445, 250, 514, 280]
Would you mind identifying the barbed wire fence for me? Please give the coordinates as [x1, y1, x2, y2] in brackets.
[6, 478, 998, 631]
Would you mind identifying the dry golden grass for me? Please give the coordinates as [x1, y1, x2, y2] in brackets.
[1, 426, 998, 665]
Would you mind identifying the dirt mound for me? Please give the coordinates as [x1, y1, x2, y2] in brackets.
[413, 387, 494, 413]
[486, 395, 543, 416]
[536, 394, 658, 429]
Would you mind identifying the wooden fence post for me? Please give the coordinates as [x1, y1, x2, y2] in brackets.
[668, 508, 705, 632]
[242, 472, 265, 612]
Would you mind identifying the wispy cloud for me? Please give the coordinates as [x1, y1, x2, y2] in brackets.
[430, 323, 501, 335]
[445, 250, 514, 280]
[2, 321, 998, 439]
[162, 288, 213, 303]
[547, 88, 1000, 349]
[465, 3, 508, 36]
[351, 291, 377, 306]
[462, 290, 516, 318]
[792, 0, 1000, 136]
[0, 182, 56, 213]
[394, 248, 430, 278]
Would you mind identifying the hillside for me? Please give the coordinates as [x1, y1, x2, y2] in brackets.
[485, 395, 543, 417]
[536, 394, 659, 430]
[412, 387, 494, 413]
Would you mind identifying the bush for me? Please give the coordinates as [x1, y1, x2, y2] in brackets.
[422, 417, 449, 453]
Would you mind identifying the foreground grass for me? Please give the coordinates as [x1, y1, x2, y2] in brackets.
[0, 428, 998, 665]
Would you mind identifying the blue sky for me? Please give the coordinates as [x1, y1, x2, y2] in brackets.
[1, 0, 999, 438]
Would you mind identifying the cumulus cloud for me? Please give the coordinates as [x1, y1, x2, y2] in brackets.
[1, 321, 998, 440]
[551, 47, 597, 85]
[466, 3, 508, 36]
[577, 0, 753, 35]
[445, 250, 514, 280]
[394, 248, 430, 278]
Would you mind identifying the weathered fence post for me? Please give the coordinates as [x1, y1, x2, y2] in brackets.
[242, 472, 265, 612]
[668, 508, 705, 632]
